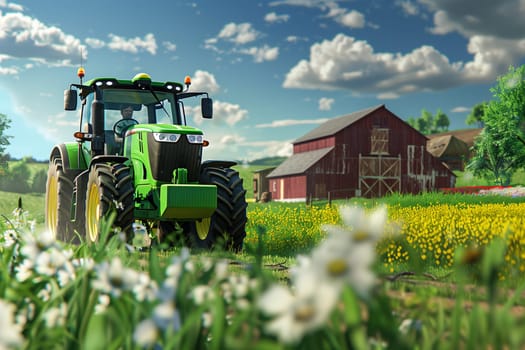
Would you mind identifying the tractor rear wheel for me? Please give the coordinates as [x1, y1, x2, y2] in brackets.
[85, 163, 134, 243]
[187, 166, 247, 252]
[45, 156, 75, 242]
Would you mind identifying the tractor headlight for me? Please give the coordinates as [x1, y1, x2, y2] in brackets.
[186, 134, 204, 144]
[153, 133, 181, 143]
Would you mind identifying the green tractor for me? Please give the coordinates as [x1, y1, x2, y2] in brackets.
[45, 71, 247, 251]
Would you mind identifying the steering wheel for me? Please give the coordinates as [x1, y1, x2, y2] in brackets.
[113, 118, 139, 138]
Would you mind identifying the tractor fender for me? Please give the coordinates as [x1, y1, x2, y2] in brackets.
[49, 143, 87, 174]
[88, 155, 129, 170]
[201, 160, 237, 170]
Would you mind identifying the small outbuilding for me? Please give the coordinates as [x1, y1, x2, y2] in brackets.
[427, 128, 482, 170]
[267, 105, 455, 201]
[252, 167, 276, 202]
[426, 134, 470, 171]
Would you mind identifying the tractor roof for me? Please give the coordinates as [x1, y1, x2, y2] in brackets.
[83, 74, 184, 93]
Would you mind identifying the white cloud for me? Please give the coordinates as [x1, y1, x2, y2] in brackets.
[286, 35, 308, 43]
[190, 70, 220, 93]
[0, 11, 85, 69]
[419, 0, 525, 40]
[244, 140, 293, 160]
[0, 65, 18, 75]
[239, 45, 279, 62]
[162, 41, 177, 52]
[396, 1, 419, 16]
[282, 33, 525, 97]
[107, 33, 157, 55]
[256, 118, 330, 128]
[0, 1, 23, 11]
[213, 100, 248, 126]
[190, 99, 247, 127]
[265, 12, 290, 23]
[217, 22, 259, 45]
[271, 0, 368, 29]
[377, 92, 399, 99]
[336, 10, 365, 28]
[201, 130, 292, 162]
[85, 37, 105, 49]
[451, 106, 470, 113]
[270, 0, 340, 10]
[205, 22, 278, 63]
[318, 97, 334, 111]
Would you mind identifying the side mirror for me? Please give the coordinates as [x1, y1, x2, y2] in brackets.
[64, 89, 78, 111]
[201, 97, 213, 119]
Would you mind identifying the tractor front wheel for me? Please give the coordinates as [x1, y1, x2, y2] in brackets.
[85, 163, 134, 243]
[187, 166, 247, 252]
[45, 156, 75, 242]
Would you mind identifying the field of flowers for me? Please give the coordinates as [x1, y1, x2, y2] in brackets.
[2, 192, 525, 349]
[245, 200, 525, 280]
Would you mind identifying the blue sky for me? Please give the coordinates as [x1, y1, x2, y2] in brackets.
[1, 0, 524, 161]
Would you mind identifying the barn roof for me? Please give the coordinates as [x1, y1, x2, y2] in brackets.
[267, 147, 334, 178]
[427, 135, 469, 158]
[293, 105, 384, 144]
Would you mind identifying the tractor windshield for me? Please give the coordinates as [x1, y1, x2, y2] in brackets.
[83, 88, 181, 131]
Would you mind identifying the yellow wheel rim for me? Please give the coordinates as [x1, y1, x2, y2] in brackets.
[196, 217, 211, 240]
[46, 175, 58, 236]
[86, 183, 101, 242]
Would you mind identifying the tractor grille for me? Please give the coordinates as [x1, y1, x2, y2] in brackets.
[147, 133, 202, 182]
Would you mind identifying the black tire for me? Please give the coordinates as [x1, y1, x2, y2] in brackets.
[187, 166, 247, 252]
[85, 163, 134, 243]
[45, 156, 76, 242]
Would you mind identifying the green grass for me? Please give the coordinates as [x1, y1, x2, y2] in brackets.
[454, 168, 525, 186]
[0, 190, 45, 224]
[335, 191, 525, 208]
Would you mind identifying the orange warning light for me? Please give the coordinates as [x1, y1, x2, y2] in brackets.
[77, 67, 85, 78]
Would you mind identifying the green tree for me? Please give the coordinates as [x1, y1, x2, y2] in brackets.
[467, 65, 525, 185]
[0, 113, 11, 176]
[466, 102, 487, 128]
[416, 117, 428, 134]
[421, 109, 435, 134]
[0, 113, 12, 155]
[434, 109, 450, 132]
[0, 159, 31, 193]
[407, 109, 449, 134]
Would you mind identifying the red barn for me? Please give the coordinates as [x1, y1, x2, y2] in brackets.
[267, 105, 455, 201]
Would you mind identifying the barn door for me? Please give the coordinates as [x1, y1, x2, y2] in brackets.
[358, 154, 401, 198]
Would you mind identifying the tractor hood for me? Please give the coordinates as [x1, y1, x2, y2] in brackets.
[126, 124, 204, 136]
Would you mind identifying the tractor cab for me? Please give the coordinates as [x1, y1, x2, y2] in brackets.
[65, 72, 213, 158]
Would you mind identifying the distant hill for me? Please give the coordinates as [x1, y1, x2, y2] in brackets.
[246, 156, 287, 167]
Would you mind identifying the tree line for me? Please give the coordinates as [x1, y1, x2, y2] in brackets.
[0, 114, 47, 194]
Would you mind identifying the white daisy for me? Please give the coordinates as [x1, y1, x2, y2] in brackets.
[152, 301, 181, 331]
[92, 257, 139, 297]
[0, 299, 24, 348]
[133, 319, 159, 347]
[43, 303, 68, 328]
[258, 272, 340, 344]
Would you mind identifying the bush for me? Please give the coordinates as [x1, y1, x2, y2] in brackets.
[31, 169, 47, 193]
[0, 159, 31, 193]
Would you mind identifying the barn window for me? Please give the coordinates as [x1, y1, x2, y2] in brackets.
[370, 128, 389, 155]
